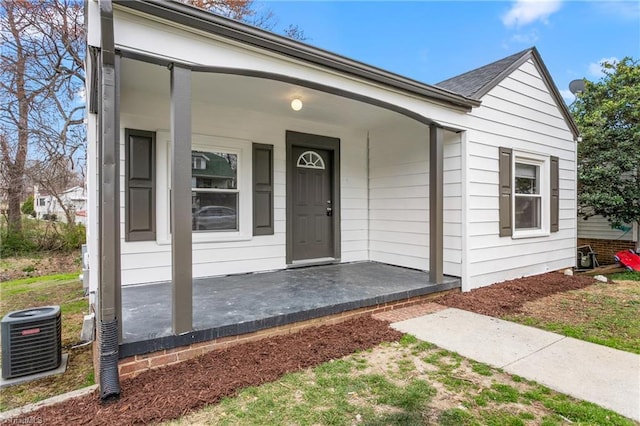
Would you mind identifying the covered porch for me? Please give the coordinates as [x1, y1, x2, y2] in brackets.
[120, 262, 460, 357]
[104, 54, 463, 346]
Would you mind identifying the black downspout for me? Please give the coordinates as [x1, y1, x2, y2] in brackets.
[97, 0, 121, 401]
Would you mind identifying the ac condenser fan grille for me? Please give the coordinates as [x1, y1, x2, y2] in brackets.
[2, 306, 62, 379]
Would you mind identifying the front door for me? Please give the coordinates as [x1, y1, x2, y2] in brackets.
[292, 146, 333, 261]
[286, 131, 340, 264]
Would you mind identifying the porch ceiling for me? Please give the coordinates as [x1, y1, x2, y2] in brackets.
[121, 58, 415, 130]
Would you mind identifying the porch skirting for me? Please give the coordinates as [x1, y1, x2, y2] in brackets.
[117, 290, 457, 380]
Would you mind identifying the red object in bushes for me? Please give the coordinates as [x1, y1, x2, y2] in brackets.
[614, 250, 640, 271]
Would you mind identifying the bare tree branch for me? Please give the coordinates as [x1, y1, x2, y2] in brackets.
[1, 0, 85, 235]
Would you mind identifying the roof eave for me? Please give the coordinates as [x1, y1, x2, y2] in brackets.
[114, 0, 480, 110]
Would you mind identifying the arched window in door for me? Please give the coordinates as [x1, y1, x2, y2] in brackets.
[296, 151, 325, 169]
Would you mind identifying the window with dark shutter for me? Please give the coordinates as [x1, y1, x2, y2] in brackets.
[550, 156, 559, 233]
[125, 129, 156, 241]
[498, 147, 513, 237]
[253, 143, 274, 235]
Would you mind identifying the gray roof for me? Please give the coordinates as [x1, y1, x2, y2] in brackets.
[436, 49, 531, 99]
[436, 47, 579, 137]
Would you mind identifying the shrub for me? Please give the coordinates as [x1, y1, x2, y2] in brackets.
[21, 195, 35, 216]
[0, 229, 38, 257]
[0, 218, 86, 257]
[62, 223, 86, 251]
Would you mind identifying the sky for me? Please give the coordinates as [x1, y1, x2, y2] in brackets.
[257, 0, 640, 103]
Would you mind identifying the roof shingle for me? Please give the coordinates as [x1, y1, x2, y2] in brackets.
[436, 48, 531, 99]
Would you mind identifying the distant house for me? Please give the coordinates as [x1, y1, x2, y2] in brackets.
[191, 151, 238, 230]
[34, 185, 87, 225]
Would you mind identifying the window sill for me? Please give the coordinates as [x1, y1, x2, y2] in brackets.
[193, 233, 252, 244]
[512, 229, 550, 239]
[155, 234, 252, 246]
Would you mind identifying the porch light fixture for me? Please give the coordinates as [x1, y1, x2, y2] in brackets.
[290, 98, 303, 111]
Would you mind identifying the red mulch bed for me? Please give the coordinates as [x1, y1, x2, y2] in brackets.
[11, 316, 402, 425]
[435, 271, 597, 316]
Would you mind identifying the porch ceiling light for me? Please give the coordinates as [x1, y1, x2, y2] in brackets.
[290, 98, 303, 111]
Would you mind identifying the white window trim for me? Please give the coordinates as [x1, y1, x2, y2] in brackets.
[156, 132, 253, 245]
[512, 150, 550, 239]
[191, 156, 207, 170]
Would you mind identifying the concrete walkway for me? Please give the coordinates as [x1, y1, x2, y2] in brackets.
[392, 308, 640, 422]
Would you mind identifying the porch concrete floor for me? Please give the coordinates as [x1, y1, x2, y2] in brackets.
[120, 262, 460, 357]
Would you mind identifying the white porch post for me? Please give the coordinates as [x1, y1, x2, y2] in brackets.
[170, 64, 193, 334]
[429, 125, 444, 284]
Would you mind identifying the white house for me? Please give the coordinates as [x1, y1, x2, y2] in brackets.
[33, 185, 87, 225]
[86, 0, 579, 396]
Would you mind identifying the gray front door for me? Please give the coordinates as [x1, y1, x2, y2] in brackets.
[291, 146, 334, 261]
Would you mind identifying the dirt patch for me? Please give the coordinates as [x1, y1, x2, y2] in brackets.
[0, 252, 80, 282]
[9, 316, 402, 425]
[515, 279, 639, 326]
[434, 272, 597, 316]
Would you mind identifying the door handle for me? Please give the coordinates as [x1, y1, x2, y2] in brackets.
[326, 207, 333, 216]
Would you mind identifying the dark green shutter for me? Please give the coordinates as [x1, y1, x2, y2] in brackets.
[253, 143, 274, 235]
[550, 156, 559, 233]
[88, 46, 99, 114]
[499, 147, 513, 237]
[125, 129, 156, 241]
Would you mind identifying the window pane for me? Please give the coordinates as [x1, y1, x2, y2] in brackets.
[515, 163, 539, 194]
[192, 192, 238, 231]
[515, 196, 541, 229]
[191, 151, 237, 189]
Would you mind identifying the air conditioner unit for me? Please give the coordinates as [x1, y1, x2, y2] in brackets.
[1, 306, 62, 379]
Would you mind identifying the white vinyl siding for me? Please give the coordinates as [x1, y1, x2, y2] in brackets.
[340, 132, 370, 263]
[368, 122, 429, 271]
[443, 132, 463, 277]
[464, 59, 577, 289]
[368, 122, 462, 276]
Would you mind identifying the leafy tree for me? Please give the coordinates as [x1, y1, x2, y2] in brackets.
[21, 195, 34, 216]
[572, 57, 640, 227]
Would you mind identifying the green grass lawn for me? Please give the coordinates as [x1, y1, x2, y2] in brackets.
[608, 270, 640, 282]
[0, 273, 94, 412]
[166, 336, 635, 425]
